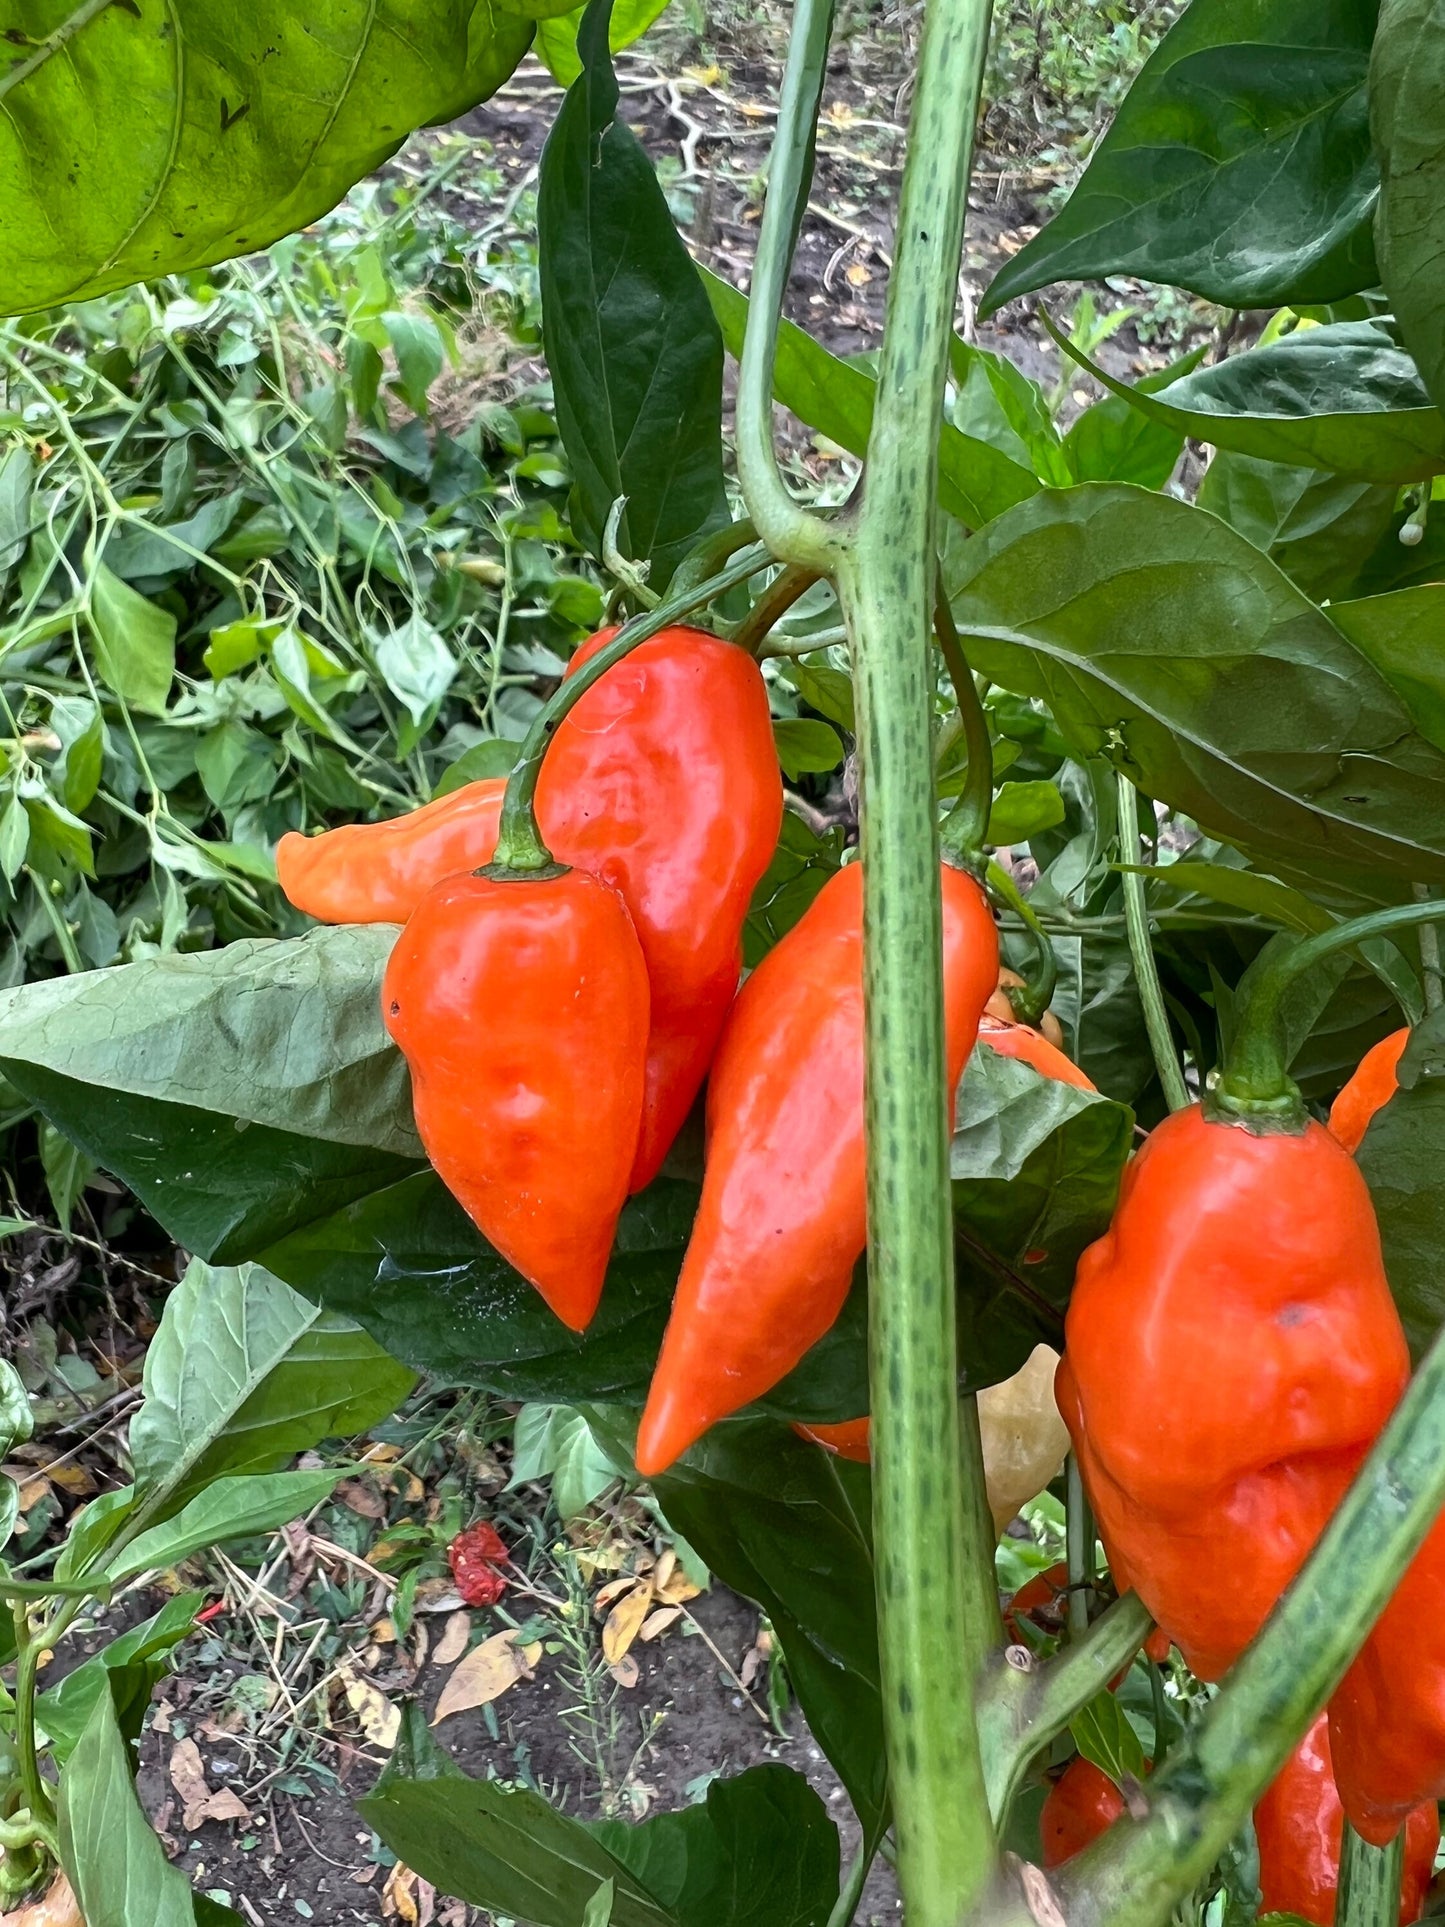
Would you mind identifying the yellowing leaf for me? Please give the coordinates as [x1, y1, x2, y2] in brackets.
[432, 1629, 542, 1724]
[639, 1606, 682, 1642]
[601, 1585, 653, 1665]
[341, 1664, 401, 1751]
[432, 1611, 471, 1669]
[656, 1570, 702, 1607]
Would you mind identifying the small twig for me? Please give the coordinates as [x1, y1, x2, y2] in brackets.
[679, 1605, 771, 1725]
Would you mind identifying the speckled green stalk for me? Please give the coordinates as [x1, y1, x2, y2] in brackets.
[1337, 1823, 1403, 1927]
[831, 0, 997, 1908]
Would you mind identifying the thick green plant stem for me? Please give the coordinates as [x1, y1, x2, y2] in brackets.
[735, 0, 843, 572]
[1116, 773, 1190, 1112]
[977, 1313, 1445, 1927]
[978, 1590, 1152, 1823]
[1218, 897, 1445, 1116]
[1337, 1823, 1403, 1927]
[828, 0, 997, 1910]
[489, 547, 766, 872]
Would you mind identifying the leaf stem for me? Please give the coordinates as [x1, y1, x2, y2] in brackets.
[832, 0, 997, 1908]
[1337, 1823, 1403, 1927]
[0, 0, 118, 106]
[1415, 883, 1442, 1013]
[735, 0, 846, 572]
[489, 547, 766, 873]
[934, 580, 993, 867]
[1065, 1454, 1093, 1641]
[826, 1836, 875, 1927]
[984, 861, 1058, 1029]
[732, 563, 823, 657]
[1116, 774, 1189, 1113]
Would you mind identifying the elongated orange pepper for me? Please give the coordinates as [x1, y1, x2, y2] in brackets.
[635, 859, 998, 1475]
[1328, 1028, 1407, 1152]
[1257, 1713, 1438, 1920]
[277, 778, 506, 925]
[1057, 1104, 1409, 1682]
[280, 626, 780, 1192]
[382, 866, 649, 1331]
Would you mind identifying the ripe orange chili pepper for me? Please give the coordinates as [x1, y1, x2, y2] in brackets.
[635, 859, 999, 1475]
[1256, 1713, 1438, 1923]
[281, 625, 781, 1193]
[277, 777, 506, 925]
[1057, 1104, 1409, 1681]
[382, 867, 649, 1332]
[792, 1418, 872, 1461]
[1328, 1028, 1407, 1153]
[977, 1014, 1096, 1091]
[1039, 1757, 1129, 1869]
[535, 625, 781, 1190]
[1004, 1562, 1169, 1666]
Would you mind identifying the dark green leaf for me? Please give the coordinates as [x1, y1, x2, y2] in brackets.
[953, 1048, 1134, 1387]
[40, 1118, 93, 1231]
[982, 0, 1380, 314]
[87, 564, 177, 716]
[641, 1416, 887, 1840]
[435, 740, 518, 795]
[743, 813, 845, 965]
[384, 311, 445, 414]
[0, 443, 35, 573]
[1358, 1029, 1445, 1356]
[1330, 587, 1445, 750]
[1371, 0, 1445, 415]
[1198, 452, 1399, 600]
[702, 268, 1039, 530]
[1124, 860, 1333, 935]
[0, 3, 533, 315]
[534, 0, 673, 85]
[1, 1063, 417, 1265]
[0, 926, 420, 1158]
[1120, 321, 1445, 483]
[538, 0, 728, 587]
[105, 495, 245, 579]
[58, 1678, 225, 1926]
[947, 484, 1445, 888]
[776, 661, 855, 733]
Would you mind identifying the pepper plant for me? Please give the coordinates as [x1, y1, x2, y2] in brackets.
[3, 0, 1445, 1923]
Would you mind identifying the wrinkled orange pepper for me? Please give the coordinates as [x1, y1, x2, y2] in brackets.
[277, 777, 506, 925]
[636, 859, 999, 1475]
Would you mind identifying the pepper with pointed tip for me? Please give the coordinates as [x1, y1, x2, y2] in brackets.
[635, 858, 998, 1476]
[1328, 1028, 1407, 1153]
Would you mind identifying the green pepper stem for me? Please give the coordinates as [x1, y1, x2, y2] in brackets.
[1415, 883, 1442, 1014]
[732, 562, 823, 657]
[934, 580, 994, 866]
[831, 0, 997, 1907]
[1065, 1454, 1093, 1642]
[735, 0, 844, 574]
[977, 1309, 1445, 1927]
[1337, 1823, 1403, 1927]
[978, 1590, 1153, 1825]
[671, 517, 760, 597]
[1217, 898, 1445, 1118]
[984, 861, 1058, 1029]
[490, 547, 768, 873]
[1117, 774, 1190, 1113]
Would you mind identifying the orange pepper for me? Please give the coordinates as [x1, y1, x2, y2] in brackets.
[1328, 1028, 1407, 1153]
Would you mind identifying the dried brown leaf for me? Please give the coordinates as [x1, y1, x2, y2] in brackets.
[432, 1630, 542, 1724]
[602, 1585, 653, 1665]
[432, 1611, 471, 1669]
[639, 1606, 682, 1643]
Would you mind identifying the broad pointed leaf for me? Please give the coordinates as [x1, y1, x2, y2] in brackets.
[1371, 0, 1445, 415]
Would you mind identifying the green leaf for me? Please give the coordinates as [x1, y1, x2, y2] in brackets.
[534, 0, 674, 85]
[56, 701, 106, 814]
[743, 813, 845, 966]
[986, 780, 1065, 846]
[1063, 395, 1184, 490]
[2, 1063, 418, 1266]
[435, 739, 518, 795]
[1070, 1691, 1147, 1786]
[1358, 1021, 1445, 1356]
[510, 1404, 625, 1521]
[40, 1118, 93, 1231]
[56, 1486, 137, 1584]
[950, 341, 1070, 486]
[585, 1881, 617, 1927]
[37, 1594, 202, 1761]
[0, 1357, 33, 1456]
[1330, 587, 1445, 750]
[0, 789, 29, 881]
[0, 3, 534, 316]
[981, 0, 1380, 314]
[87, 563, 177, 716]
[129, 1258, 414, 1521]
[1092, 321, 1445, 484]
[58, 1677, 224, 1927]
[1123, 860, 1333, 936]
[1371, 0, 1445, 415]
[621, 1414, 887, 1842]
[953, 1048, 1134, 1388]
[0, 926, 420, 1158]
[358, 1773, 673, 1926]
[0, 442, 35, 573]
[947, 484, 1445, 889]
[1198, 452, 1399, 600]
[204, 614, 282, 679]
[773, 719, 844, 780]
[108, 1469, 340, 1584]
[383, 310, 445, 414]
[776, 661, 855, 734]
[537, 0, 728, 588]
[372, 613, 458, 725]
[701, 268, 1039, 531]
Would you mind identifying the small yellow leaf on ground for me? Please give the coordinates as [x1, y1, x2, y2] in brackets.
[656, 1570, 702, 1607]
[341, 1664, 401, 1751]
[594, 1575, 640, 1611]
[602, 1584, 653, 1664]
[433, 1629, 542, 1723]
[432, 1611, 471, 1669]
[639, 1606, 682, 1643]
[609, 1654, 641, 1689]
